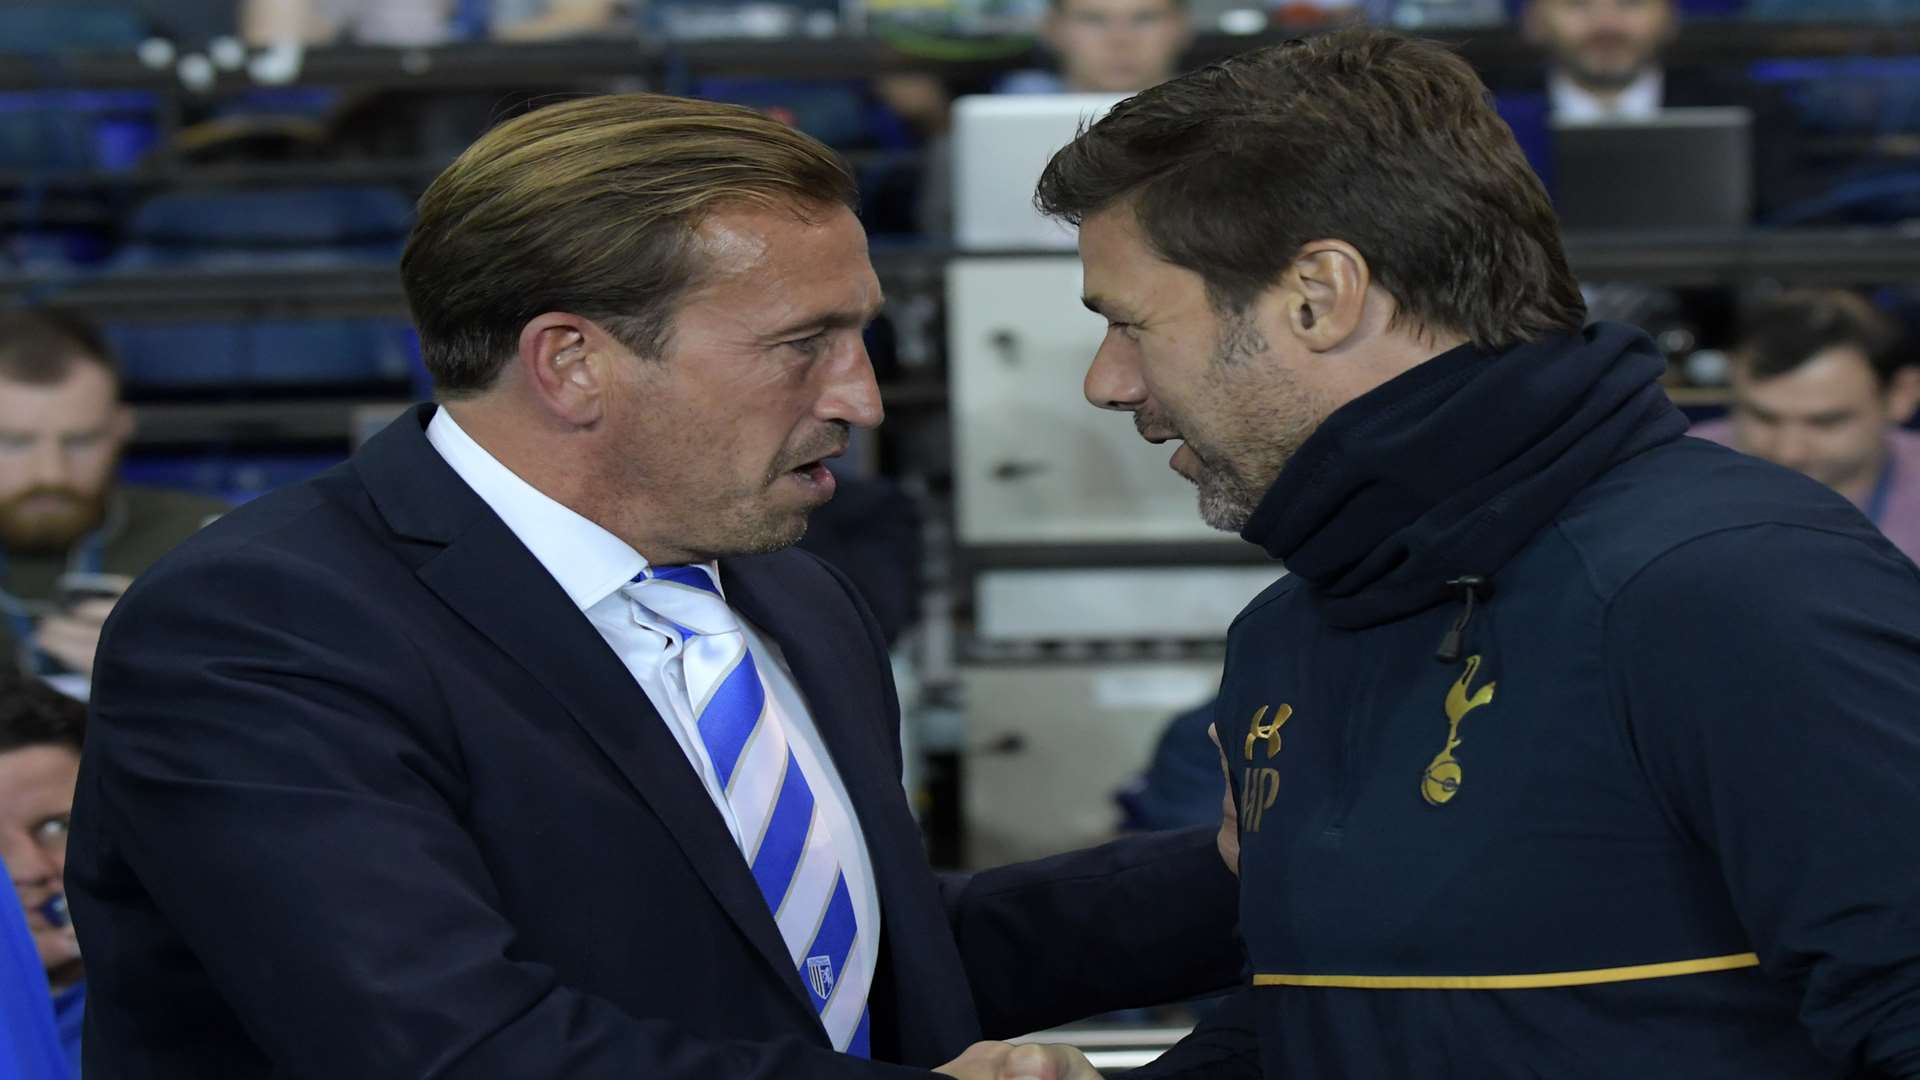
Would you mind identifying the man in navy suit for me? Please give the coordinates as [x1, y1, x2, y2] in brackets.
[65, 94, 1243, 1079]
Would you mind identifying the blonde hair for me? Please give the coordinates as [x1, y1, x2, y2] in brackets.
[401, 93, 858, 395]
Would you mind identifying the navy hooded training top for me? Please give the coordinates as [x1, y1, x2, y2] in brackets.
[1145, 323, 1920, 1080]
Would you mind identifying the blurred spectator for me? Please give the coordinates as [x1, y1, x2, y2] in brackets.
[1522, 0, 1678, 122]
[488, 0, 629, 41]
[880, 0, 1190, 237]
[1000, 0, 1193, 95]
[0, 671, 87, 1079]
[242, 0, 630, 44]
[1694, 290, 1920, 561]
[1514, 0, 1798, 214]
[870, 72, 960, 237]
[242, 0, 454, 46]
[0, 309, 226, 697]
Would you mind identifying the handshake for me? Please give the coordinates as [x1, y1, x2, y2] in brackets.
[928, 723, 1240, 1080]
[935, 1040, 1100, 1080]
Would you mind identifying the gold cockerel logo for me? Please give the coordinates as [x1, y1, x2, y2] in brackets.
[1420, 655, 1496, 806]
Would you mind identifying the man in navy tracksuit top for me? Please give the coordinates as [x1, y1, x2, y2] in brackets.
[1036, 27, 1920, 1080]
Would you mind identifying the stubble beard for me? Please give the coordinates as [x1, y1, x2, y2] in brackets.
[0, 486, 110, 553]
[1184, 310, 1325, 533]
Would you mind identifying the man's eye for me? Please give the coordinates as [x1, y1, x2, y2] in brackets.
[786, 333, 828, 356]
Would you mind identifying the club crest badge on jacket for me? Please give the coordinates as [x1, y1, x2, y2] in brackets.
[1421, 655, 1496, 806]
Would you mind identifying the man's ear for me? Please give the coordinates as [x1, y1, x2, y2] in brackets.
[1885, 365, 1920, 427]
[516, 312, 613, 427]
[1282, 240, 1371, 354]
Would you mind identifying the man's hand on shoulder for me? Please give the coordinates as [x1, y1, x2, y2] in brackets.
[935, 1040, 1101, 1080]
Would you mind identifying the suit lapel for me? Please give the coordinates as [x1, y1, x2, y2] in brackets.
[723, 553, 910, 866]
[724, 552, 982, 1059]
[357, 407, 819, 1025]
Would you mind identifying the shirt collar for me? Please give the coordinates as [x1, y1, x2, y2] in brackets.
[1549, 67, 1664, 124]
[426, 406, 666, 611]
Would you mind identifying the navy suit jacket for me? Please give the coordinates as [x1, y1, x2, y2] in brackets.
[66, 406, 1242, 1079]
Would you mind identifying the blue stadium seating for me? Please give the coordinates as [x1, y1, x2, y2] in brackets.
[104, 319, 419, 390]
[113, 187, 415, 268]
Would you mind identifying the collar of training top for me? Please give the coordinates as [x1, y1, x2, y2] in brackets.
[1239, 321, 1687, 630]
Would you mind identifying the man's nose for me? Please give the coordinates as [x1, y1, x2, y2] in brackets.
[819, 342, 885, 430]
[1084, 338, 1146, 413]
[1771, 428, 1815, 469]
[26, 438, 68, 487]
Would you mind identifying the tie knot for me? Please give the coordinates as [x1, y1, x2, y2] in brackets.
[622, 565, 738, 637]
[640, 565, 721, 594]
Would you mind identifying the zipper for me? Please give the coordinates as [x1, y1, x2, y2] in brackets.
[1319, 630, 1381, 844]
[1435, 576, 1492, 663]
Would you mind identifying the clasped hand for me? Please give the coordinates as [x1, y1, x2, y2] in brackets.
[934, 1040, 1101, 1080]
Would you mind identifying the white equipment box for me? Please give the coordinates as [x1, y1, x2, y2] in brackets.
[951, 93, 1127, 252]
[962, 660, 1223, 868]
[948, 256, 1247, 546]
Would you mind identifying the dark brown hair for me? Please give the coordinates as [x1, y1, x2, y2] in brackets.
[0, 670, 85, 754]
[402, 93, 859, 397]
[1036, 28, 1586, 349]
[0, 307, 119, 386]
[1737, 289, 1906, 386]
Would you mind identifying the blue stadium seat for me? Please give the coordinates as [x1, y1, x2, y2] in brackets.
[2, 226, 117, 271]
[1500, 0, 1746, 14]
[1746, 0, 1920, 17]
[691, 79, 880, 149]
[114, 187, 415, 268]
[0, 5, 146, 53]
[1750, 58, 1920, 224]
[120, 453, 344, 504]
[0, 91, 159, 171]
[104, 319, 419, 390]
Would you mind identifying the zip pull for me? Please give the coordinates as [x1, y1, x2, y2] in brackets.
[1435, 575, 1492, 664]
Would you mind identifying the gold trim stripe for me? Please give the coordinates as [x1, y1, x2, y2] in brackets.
[1253, 952, 1761, 990]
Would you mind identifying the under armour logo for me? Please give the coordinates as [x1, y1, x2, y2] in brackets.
[1243, 704, 1293, 760]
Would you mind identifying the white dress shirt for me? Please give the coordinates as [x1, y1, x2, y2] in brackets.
[426, 407, 882, 1001]
[1549, 68, 1664, 124]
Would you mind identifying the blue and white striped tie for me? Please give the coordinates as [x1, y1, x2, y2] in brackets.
[622, 565, 872, 1057]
